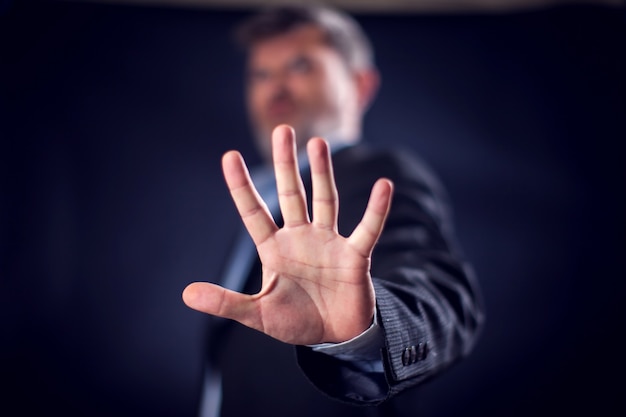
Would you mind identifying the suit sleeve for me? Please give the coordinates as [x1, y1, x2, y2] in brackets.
[295, 146, 485, 405]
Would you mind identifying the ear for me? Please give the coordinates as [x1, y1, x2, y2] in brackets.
[354, 68, 380, 113]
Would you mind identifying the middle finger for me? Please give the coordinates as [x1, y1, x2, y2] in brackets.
[272, 125, 309, 227]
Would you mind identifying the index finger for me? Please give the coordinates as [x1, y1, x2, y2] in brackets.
[222, 150, 278, 246]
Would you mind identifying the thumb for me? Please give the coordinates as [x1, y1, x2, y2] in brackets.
[182, 282, 256, 323]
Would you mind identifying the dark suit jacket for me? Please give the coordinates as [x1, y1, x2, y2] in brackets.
[210, 143, 484, 417]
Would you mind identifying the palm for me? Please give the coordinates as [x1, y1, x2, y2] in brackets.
[254, 226, 373, 344]
[183, 125, 393, 345]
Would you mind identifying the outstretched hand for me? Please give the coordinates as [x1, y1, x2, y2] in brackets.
[182, 125, 393, 345]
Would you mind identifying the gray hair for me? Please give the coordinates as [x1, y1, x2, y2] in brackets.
[233, 5, 375, 71]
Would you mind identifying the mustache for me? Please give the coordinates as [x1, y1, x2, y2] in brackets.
[267, 89, 295, 106]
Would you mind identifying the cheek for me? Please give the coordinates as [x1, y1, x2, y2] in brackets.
[295, 74, 337, 109]
[247, 88, 264, 117]
[318, 80, 346, 115]
[318, 67, 349, 101]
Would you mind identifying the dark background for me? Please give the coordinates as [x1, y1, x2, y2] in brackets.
[1, 0, 625, 416]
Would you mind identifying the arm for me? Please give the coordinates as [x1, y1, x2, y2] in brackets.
[182, 124, 484, 404]
[296, 145, 484, 404]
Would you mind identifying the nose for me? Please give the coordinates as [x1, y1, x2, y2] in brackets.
[267, 68, 290, 90]
[264, 70, 292, 99]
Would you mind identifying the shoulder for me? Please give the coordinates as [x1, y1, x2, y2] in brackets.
[332, 143, 447, 196]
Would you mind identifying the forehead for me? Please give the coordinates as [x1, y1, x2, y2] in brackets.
[247, 25, 334, 66]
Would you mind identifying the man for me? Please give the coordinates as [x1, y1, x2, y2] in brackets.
[182, 5, 484, 417]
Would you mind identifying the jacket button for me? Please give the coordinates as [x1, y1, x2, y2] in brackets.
[417, 342, 428, 361]
[401, 346, 417, 366]
[402, 343, 429, 366]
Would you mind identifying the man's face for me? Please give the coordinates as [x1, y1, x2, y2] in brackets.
[246, 24, 358, 160]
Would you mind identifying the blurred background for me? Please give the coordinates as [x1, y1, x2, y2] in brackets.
[1, 0, 624, 416]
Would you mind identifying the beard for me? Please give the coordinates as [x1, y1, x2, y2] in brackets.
[250, 91, 346, 163]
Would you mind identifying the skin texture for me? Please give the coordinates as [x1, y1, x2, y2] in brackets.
[182, 125, 393, 344]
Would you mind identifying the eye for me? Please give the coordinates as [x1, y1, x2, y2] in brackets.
[288, 56, 312, 74]
[248, 68, 271, 83]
